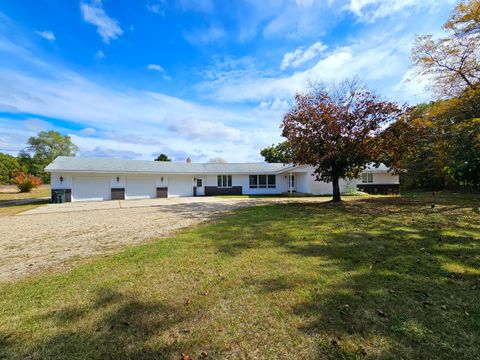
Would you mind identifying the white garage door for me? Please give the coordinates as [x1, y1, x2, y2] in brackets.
[168, 176, 193, 197]
[126, 177, 156, 199]
[72, 177, 110, 202]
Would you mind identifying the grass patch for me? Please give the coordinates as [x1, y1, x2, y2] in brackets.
[0, 184, 50, 201]
[217, 192, 374, 199]
[0, 193, 479, 359]
[0, 199, 50, 216]
[0, 185, 50, 216]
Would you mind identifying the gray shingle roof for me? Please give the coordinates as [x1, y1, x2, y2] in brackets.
[45, 156, 296, 174]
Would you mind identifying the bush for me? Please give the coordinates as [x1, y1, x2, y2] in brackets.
[12, 172, 42, 192]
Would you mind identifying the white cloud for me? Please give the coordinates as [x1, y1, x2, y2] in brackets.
[79, 127, 96, 135]
[35, 30, 55, 41]
[0, 39, 276, 161]
[147, 64, 171, 80]
[95, 50, 105, 59]
[22, 118, 51, 131]
[281, 41, 328, 70]
[0, 118, 36, 154]
[183, 25, 226, 44]
[147, 64, 165, 72]
[168, 119, 246, 143]
[177, 0, 214, 13]
[197, 33, 410, 103]
[80, 0, 123, 43]
[263, 1, 332, 40]
[392, 68, 433, 104]
[80, 145, 142, 159]
[146, 1, 164, 15]
[296, 0, 315, 6]
[343, 0, 456, 22]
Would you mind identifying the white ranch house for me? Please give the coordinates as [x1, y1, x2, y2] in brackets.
[45, 156, 399, 202]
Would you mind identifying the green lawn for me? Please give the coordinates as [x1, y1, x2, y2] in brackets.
[0, 193, 479, 359]
[0, 184, 50, 201]
[0, 185, 50, 216]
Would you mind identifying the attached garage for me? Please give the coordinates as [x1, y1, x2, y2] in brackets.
[125, 177, 156, 199]
[168, 176, 192, 197]
[72, 176, 110, 202]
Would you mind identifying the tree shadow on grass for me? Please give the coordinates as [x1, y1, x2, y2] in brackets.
[4, 287, 220, 360]
[288, 232, 479, 358]
[2, 196, 478, 359]
[205, 197, 480, 359]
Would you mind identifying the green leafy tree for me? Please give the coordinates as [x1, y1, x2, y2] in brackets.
[22, 131, 78, 182]
[0, 153, 25, 184]
[154, 153, 171, 161]
[445, 118, 480, 189]
[260, 142, 292, 163]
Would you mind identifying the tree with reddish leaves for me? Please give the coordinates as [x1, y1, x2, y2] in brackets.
[281, 79, 403, 202]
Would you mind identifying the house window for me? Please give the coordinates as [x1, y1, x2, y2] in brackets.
[217, 175, 232, 188]
[196, 179, 202, 187]
[249, 175, 276, 189]
[362, 173, 373, 183]
[249, 175, 257, 188]
[268, 175, 276, 188]
[259, 175, 267, 188]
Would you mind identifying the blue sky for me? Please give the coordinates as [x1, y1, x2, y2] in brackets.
[0, 0, 454, 162]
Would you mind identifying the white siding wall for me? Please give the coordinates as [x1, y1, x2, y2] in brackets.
[110, 175, 126, 188]
[371, 173, 399, 184]
[294, 172, 309, 193]
[50, 172, 72, 189]
[156, 176, 168, 187]
[303, 167, 357, 195]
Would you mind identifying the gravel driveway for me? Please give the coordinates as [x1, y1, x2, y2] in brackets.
[0, 197, 261, 282]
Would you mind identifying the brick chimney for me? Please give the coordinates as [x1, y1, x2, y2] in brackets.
[186, 157, 192, 163]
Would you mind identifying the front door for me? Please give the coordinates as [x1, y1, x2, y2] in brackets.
[288, 174, 296, 192]
[196, 178, 205, 196]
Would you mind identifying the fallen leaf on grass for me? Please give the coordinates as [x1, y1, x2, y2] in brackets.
[180, 353, 191, 360]
[331, 339, 340, 347]
[376, 309, 386, 317]
[200, 351, 209, 358]
[356, 345, 367, 355]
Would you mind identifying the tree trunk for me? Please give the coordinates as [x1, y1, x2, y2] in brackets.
[332, 176, 341, 202]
